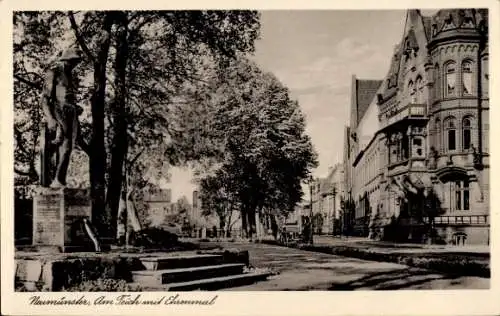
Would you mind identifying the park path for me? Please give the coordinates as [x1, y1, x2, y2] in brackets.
[209, 242, 489, 291]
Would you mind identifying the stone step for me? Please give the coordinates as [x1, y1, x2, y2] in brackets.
[132, 263, 245, 285]
[165, 271, 273, 291]
[139, 254, 224, 270]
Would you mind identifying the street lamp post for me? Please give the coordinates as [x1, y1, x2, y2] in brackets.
[332, 185, 336, 236]
[309, 175, 314, 245]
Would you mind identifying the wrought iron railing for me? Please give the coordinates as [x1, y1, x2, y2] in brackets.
[381, 103, 427, 129]
[423, 214, 489, 225]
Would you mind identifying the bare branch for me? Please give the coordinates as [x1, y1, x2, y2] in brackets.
[13, 126, 32, 157]
[14, 74, 42, 90]
[127, 148, 145, 168]
[68, 11, 96, 64]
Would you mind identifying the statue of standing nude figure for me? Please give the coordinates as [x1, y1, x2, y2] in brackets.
[40, 46, 86, 188]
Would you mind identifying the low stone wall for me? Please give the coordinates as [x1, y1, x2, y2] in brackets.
[15, 255, 144, 291]
[15, 248, 250, 291]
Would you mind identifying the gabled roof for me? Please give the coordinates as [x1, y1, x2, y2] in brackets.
[356, 79, 382, 125]
[422, 16, 433, 41]
[378, 10, 430, 103]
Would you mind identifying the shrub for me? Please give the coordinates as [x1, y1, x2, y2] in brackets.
[64, 278, 142, 292]
[130, 227, 179, 249]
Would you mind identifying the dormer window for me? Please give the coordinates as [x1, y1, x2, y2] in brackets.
[462, 10, 475, 28]
[443, 14, 456, 31]
[432, 23, 438, 36]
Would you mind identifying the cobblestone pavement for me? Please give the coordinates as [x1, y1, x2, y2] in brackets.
[211, 242, 489, 291]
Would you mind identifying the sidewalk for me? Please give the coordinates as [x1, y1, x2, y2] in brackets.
[257, 235, 489, 278]
[213, 242, 489, 290]
[313, 235, 490, 256]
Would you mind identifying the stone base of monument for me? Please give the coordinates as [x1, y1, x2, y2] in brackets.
[15, 248, 271, 291]
[32, 187, 95, 253]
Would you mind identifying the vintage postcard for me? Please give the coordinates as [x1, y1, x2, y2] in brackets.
[1, 0, 499, 315]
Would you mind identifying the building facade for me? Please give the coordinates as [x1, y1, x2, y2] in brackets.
[344, 9, 489, 245]
[310, 164, 345, 234]
[342, 76, 382, 236]
[325, 164, 345, 235]
[144, 188, 173, 228]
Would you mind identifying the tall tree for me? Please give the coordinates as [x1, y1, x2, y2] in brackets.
[199, 168, 239, 235]
[175, 58, 318, 238]
[13, 10, 261, 240]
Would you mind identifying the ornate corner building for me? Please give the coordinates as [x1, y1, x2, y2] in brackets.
[343, 9, 489, 245]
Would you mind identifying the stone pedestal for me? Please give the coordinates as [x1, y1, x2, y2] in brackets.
[32, 187, 92, 252]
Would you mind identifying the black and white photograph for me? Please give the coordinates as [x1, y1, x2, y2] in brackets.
[1, 2, 499, 315]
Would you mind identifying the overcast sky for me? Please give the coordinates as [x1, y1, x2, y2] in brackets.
[169, 10, 439, 202]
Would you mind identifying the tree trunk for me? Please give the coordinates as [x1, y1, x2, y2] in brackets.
[218, 212, 225, 237]
[116, 180, 127, 245]
[90, 13, 114, 238]
[248, 206, 256, 238]
[255, 211, 261, 240]
[224, 208, 232, 238]
[225, 220, 231, 238]
[125, 171, 142, 233]
[105, 12, 129, 242]
[241, 207, 248, 238]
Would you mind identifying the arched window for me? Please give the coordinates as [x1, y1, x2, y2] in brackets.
[435, 118, 441, 151]
[462, 60, 473, 95]
[444, 117, 457, 151]
[445, 61, 457, 96]
[462, 117, 472, 150]
[408, 80, 415, 103]
[434, 64, 440, 99]
[416, 76, 424, 103]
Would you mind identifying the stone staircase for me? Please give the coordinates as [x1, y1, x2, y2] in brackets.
[129, 253, 272, 291]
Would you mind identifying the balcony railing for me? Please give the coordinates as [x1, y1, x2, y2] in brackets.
[423, 215, 489, 225]
[381, 103, 427, 129]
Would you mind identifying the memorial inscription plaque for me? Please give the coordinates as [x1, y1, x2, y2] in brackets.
[33, 192, 63, 245]
[32, 188, 92, 252]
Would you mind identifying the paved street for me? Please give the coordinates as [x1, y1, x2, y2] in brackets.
[211, 242, 489, 291]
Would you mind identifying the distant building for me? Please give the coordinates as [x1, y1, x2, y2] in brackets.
[343, 9, 489, 245]
[327, 164, 345, 235]
[144, 188, 173, 228]
[310, 177, 324, 233]
[190, 190, 202, 226]
[309, 164, 345, 234]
